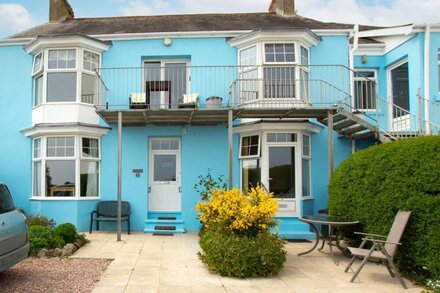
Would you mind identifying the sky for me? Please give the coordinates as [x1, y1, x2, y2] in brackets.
[1, 0, 439, 38]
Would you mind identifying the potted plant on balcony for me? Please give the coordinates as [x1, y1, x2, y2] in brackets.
[205, 96, 223, 109]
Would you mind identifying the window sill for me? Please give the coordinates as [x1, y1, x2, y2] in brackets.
[300, 197, 314, 201]
[30, 197, 100, 201]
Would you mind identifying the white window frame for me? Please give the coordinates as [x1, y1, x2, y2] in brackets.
[31, 135, 101, 199]
[299, 45, 310, 102]
[239, 134, 261, 159]
[32, 138, 43, 197]
[353, 68, 378, 111]
[301, 134, 312, 198]
[263, 42, 297, 65]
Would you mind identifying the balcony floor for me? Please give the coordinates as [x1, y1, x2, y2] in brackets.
[97, 107, 334, 126]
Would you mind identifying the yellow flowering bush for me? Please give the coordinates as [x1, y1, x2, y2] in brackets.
[195, 185, 278, 235]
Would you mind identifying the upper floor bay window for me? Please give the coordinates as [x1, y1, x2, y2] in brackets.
[354, 70, 377, 110]
[32, 136, 100, 198]
[32, 48, 101, 107]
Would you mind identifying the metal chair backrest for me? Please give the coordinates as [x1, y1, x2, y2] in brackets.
[385, 210, 411, 258]
[97, 201, 131, 217]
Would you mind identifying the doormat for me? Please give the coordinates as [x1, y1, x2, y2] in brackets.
[152, 233, 174, 236]
[158, 217, 177, 220]
[286, 239, 312, 243]
[155, 226, 176, 230]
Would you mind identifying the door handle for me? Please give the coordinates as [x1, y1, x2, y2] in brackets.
[178, 187, 182, 193]
[148, 187, 151, 194]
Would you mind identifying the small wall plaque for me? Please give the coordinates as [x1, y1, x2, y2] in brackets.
[133, 169, 143, 177]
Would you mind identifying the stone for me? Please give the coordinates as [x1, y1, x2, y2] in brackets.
[61, 243, 77, 257]
[53, 248, 62, 257]
[73, 241, 81, 249]
[46, 249, 54, 257]
[37, 248, 49, 258]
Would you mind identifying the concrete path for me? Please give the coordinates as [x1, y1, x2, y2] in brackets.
[71, 232, 421, 293]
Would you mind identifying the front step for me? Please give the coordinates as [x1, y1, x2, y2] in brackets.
[272, 217, 317, 240]
[144, 213, 185, 234]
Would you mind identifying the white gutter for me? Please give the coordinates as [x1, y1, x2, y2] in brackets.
[424, 25, 431, 134]
[349, 24, 359, 107]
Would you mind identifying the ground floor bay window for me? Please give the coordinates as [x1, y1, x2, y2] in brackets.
[238, 123, 317, 217]
[32, 136, 100, 198]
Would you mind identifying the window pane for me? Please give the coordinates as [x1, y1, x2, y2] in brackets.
[33, 161, 41, 197]
[46, 160, 76, 197]
[301, 46, 309, 66]
[240, 46, 257, 67]
[265, 44, 295, 63]
[47, 137, 75, 157]
[154, 154, 176, 181]
[80, 161, 99, 197]
[33, 138, 41, 158]
[269, 147, 295, 198]
[303, 135, 310, 157]
[47, 72, 77, 102]
[242, 159, 261, 191]
[0, 185, 15, 214]
[34, 75, 43, 106]
[33, 53, 43, 75]
[82, 138, 99, 158]
[302, 159, 311, 197]
[151, 139, 179, 150]
[263, 67, 296, 98]
[83, 51, 100, 72]
[241, 135, 259, 157]
[81, 73, 96, 104]
[354, 80, 377, 109]
[48, 49, 76, 69]
[267, 133, 296, 143]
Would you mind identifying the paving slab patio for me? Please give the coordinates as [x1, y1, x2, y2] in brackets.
[71, 232, 421, 293]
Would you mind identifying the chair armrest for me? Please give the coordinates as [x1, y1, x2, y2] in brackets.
[361, 237, 401, 246]
[90, 210, 97, 217]
[355, 232, 387, 238]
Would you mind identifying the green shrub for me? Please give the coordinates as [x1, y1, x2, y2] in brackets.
[198, 226, 286, 278]
[26, 214, 55, 229]
[329, 136, 440, 284]
[54, 223, 78, 244]
[28, 225, 65, 253]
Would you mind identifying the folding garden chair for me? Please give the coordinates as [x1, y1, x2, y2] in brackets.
[344, 210, 411, 289]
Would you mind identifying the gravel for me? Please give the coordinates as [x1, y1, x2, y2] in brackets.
[0, 257, 111, 293]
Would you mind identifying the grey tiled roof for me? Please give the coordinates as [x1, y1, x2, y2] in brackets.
[9, 12, 382, 38]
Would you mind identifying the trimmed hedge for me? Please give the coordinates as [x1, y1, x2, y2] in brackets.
[54, 223, 78, 244]
[28, 226, 65, 253]
[329, 136, 440, 283]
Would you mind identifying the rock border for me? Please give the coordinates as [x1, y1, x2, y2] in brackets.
[36, 233, 88, 258]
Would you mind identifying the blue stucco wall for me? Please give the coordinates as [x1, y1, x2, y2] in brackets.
[0, 45, 33, 212]
[354, 34, 424, 130]
[98, 124, 240, 232]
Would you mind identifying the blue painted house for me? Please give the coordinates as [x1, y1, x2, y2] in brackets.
[0, 0, 439, 237]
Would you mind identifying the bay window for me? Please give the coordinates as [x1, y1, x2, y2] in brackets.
[32, 136, 100, 198]
[32, 48, 101, 106]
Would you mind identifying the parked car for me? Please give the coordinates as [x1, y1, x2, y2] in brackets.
[0, 183, 29, 272]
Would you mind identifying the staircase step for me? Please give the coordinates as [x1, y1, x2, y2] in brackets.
[319, 113, 346, 125]
[144, 227, 185, 234]
[276, 231, 317, 240]
[340, 125, 367, 136]
[351, 130, 375, 140]
[334, 119, 357, 131]
[158, 217, 177, 220]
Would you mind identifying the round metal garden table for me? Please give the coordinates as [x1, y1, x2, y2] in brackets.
[298, 215, 359, 265]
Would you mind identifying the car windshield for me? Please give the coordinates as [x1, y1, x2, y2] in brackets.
[0, 185, 15, 214]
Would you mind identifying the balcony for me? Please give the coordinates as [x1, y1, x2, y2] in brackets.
[94, 65, 353, 125]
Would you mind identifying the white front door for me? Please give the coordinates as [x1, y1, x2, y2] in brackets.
[148, 138, 181, 212]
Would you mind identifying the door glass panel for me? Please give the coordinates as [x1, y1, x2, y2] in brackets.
[144, 62, 161, 109]
[264, 67, 296, 99]
[269, 147, 295, 198]
[154, 154, 176, 182]
[165, 63, 187, 109]
[391, 62, 409, 117]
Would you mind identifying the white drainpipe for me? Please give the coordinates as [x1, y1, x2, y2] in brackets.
[424, 25, 431, 134]
[349, 24, 359, 108]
